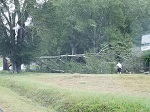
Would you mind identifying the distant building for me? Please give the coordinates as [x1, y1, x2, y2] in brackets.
[141, 34, 150, 51]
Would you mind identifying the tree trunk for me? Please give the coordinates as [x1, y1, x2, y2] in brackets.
[3, 57, 9, 71]
[12, 62, 21, 73]
[16, 62, 21, 73]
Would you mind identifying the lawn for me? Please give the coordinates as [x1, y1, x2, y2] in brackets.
[0, 72, 150, 112]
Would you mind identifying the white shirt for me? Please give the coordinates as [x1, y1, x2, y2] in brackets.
[117, 63, 122, 68]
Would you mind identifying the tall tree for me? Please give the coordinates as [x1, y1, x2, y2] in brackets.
[0, 0, 41, 73]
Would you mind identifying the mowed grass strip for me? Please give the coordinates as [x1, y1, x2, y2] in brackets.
[0, 73, 150, 112]
[25, 73, 150, 96]
[0, 86, 56, 112]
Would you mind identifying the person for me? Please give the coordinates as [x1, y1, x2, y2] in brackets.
[116, 62, 122, 74]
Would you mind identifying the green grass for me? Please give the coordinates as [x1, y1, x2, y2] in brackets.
[0, 73, 150, 112]
[0, 86, 55, 112]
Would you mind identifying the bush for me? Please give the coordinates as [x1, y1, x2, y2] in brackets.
[33, 55, 116, 74]
[85, 56, 115, 74]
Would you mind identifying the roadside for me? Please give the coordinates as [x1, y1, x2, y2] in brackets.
[0, 73, 150, 112]
[0, 86, 56, 112]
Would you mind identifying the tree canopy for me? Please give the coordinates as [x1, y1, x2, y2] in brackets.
[0, 0, 41, 73]
[1, 0, 150, 73]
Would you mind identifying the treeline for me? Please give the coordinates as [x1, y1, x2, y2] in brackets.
[35, 0, 150, 55]
[1, 0, 150, 73]
[33, 0, 150, 73]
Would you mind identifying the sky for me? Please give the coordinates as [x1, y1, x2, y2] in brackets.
[2, 0, 47, 29]
[1, 0, 45, 39]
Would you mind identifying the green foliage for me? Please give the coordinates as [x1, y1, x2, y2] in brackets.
[36, 55, 115, 74]
[85, 56, 115, 74]
[66, 60, 85, 73]
[0, 0, 42, 72]
[123, 57, 143, 73]
[1, 0, 150, 73]
[0, 22, 10, 56]
[36, 57, 85, 73]
[10, 28, 41, 65]
[122, 46, 143, 73]
[141, 50, 150, 71]
[31, 0, 150, 73]
[35, 0, 134, 56]
[105, 27, 132, 61]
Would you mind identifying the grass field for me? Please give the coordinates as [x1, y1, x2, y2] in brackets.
[0, 72, 150, 112]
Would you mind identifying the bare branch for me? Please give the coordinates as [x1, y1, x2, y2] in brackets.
[0, 9, 11, 26]
[0, 0, 9, 10]
[0, 17, 10, 38]
[0, 0, 13, 26]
